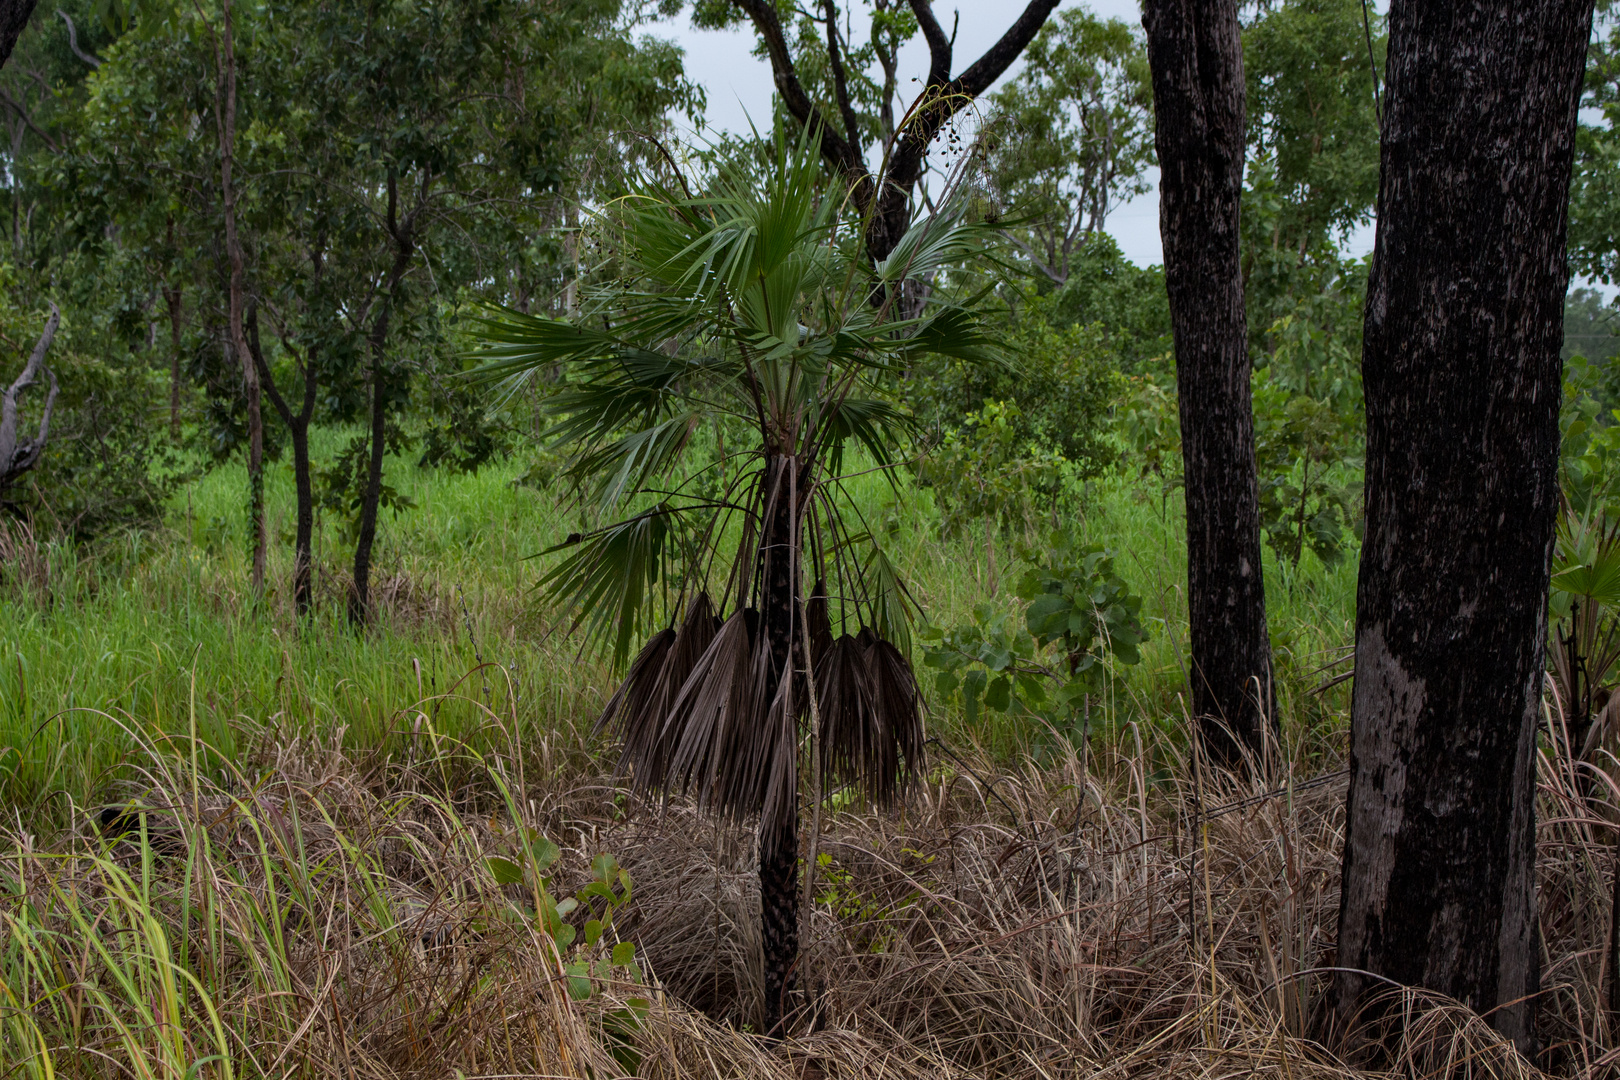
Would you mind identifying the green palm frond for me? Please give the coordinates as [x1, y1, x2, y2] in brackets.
[864, 543, 919, 659]
[899, 304, 1007, 367]
[537, 505, 678, 669]
[570, 411, 703, 512]
[472, 121, 999, 835]
[816, 396, 913, 478]
[875, 206, 1001, 285]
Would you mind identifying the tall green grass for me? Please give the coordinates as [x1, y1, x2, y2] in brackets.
[0, 431, 1359, 814]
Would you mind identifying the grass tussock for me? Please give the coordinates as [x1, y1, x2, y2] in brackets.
[5, 698, 1617, 1080]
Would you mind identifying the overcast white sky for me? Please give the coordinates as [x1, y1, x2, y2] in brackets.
[649, 0, 1386, 269]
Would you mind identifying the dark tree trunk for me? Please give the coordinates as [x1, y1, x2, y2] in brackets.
[757, 451, 802, 1037]
[0, 0, 37, 71]
[249, 309, 316, 617]
[165, 216, 182, 440]
[165, 285, 182, 439]
[349, 338, 390, 626]
[349, 188, 415, 628]
[1330, 0, 1592, 1056]
[290, 410, 313, 615]
[1142, 0, 1275, 772]
[212, 0, 264, 597]
[758, 797, 799, 1036]
[731, 0, 1058, 264]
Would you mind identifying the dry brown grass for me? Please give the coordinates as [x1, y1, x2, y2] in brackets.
[2, 702, 1617, 1080]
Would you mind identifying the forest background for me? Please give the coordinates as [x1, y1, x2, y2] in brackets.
[1, 0, 1619, 1074]
[8, 0, 1620, 799]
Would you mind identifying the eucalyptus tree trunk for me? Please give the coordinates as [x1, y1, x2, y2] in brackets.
[1331, 0, 1592, 1055]
[758, 450, 802, 1037]
[1142, 0, 1275, 772]
[0, 302, 58, 499]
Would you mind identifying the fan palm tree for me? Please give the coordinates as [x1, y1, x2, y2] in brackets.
[473, 134, 999, 1034]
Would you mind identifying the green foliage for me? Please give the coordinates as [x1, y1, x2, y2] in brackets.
[316, 427, 418, 543]
[917, 401, 1069, 539]
[1112, 363, 1182, 495]
[1252, 366, 1362, 569]
[983, 8, 1154, 284]
[922, 532, 1146, 740]
[914, 290, 1126, 534]
[1030, 234, 1172, 373]
[486, 831, 644, 1007]
[1243, 0, 1383, 250]
[1237, 0, 1378, 548]
[1561, 355, 1620, 520]
[1571, 10, 1620, 283]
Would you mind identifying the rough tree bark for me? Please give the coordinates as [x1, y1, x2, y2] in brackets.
[732, 0, 1059, 263]
[1330, 0, 1593, 1056]
[1142, 0, 1275, 771]
[0, 0, 36, 71]
[0, 301, 58, 499]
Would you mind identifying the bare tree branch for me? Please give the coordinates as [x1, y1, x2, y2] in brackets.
[0, 83, 55, 152]
[735, 0, 1059, 262]
[953, 0, 1056, 99]
[0, 301, 60, 493]
[55, 10, 100, 67]
[730, 0, 871, 193]
[907, 0, 951, 86]
[820, 0, 863, 153]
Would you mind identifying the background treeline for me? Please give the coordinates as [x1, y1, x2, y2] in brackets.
[1, 0, 1617, 604]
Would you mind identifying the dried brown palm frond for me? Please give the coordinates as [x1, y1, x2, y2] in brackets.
[652, 607, 779, 821]
[863, 632, 924, 802]
[807, 578, 834, 667]
[600, 591, 722, 791]
[815, 630, 923, 809]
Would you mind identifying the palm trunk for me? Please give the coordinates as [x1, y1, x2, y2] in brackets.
[1330, 0, 1591, 1056]
[1143, 0, 1275, 772]
[758, 451, 802, 1036]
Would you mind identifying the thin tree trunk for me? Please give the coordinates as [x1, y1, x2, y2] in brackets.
[165, 216, 182, 440]
[212, 0, 264, 596]
[758, 450, 802, 1037]
[1330, 0, 1591, 1056]
[249, 309, 315, 617]
[165, 285, 182, 439]
[1142, 0, 1275, 772]
[349, 193, 416, 627]
[290, 401, 314, 615]
[350, 333, 389, 626]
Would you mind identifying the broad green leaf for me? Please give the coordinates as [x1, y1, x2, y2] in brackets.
[487, 856, 524, 886]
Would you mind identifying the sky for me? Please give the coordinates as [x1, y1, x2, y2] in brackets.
[648, 0, 1386, 270]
